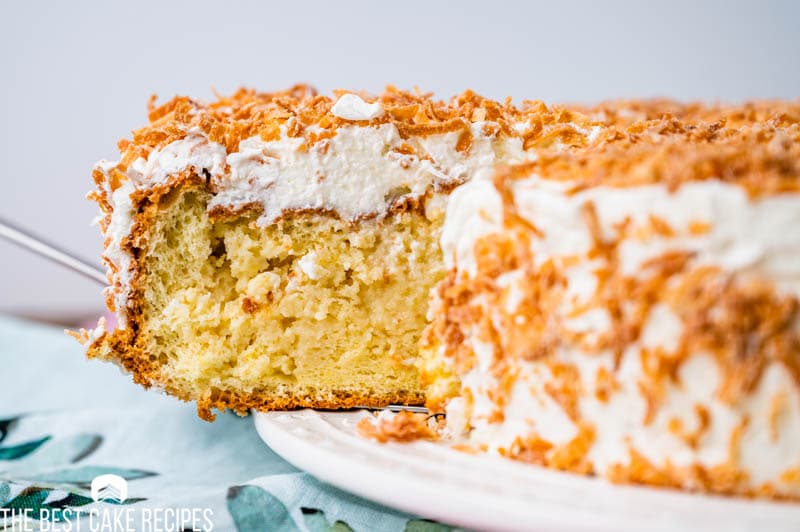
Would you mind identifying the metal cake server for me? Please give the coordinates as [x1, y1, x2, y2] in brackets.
[0, 216, 107, 284]
[0, 216, 430, 415]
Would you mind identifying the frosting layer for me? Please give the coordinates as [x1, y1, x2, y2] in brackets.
[430, 165, 800, 497]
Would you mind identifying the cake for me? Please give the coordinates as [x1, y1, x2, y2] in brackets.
[419, 110, 800, 498]
[77, 85, 602, 420]
[78, 84, 800, 498]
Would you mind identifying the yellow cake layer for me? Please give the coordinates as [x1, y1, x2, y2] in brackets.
[90, 187, 444, 419]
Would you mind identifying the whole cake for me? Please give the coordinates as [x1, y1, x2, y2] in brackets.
[78, 85, 600, 420]
[76, 85, 800, 499]
[420, 111, 800, 498]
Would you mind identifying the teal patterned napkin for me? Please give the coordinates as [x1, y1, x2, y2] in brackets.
[0, 316, 453, 531]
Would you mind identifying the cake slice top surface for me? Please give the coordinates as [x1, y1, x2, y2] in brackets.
[91, 86, 608, 229]
[112, 84, 600, 163]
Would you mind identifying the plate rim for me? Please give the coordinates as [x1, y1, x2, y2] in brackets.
[254, 409, 800, 532]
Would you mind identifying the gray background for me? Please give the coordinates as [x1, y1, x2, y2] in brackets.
[1, 0, 798, 321]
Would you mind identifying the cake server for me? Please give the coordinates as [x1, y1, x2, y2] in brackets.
[0, 216, 430, 415]
[0, 216, 107, 284]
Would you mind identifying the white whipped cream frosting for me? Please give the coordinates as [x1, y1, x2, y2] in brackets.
[114, 120, 527, 226]
[441, 174, 800, 494]
[330, 94, 384, 121]
[210, 121, 518, 224]
[128, 128, 227, 186]
[99, 180, 136, 325]
[444, 177, 800, 294]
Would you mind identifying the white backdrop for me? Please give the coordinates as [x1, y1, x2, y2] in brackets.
[1, 0, 798, 320]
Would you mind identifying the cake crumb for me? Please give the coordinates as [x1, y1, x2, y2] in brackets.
[66, 317, 107, 346]
[357, 411, 439, 443]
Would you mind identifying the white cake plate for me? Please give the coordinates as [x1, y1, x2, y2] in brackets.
[254, 410, 800, 532]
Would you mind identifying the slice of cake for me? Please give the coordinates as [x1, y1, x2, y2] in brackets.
[420, 112, 800, 498]
[80, 85, 601, 420]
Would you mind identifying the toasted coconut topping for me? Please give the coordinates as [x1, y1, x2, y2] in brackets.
[106, 85, 601, 177]
[578, 99, 800, 130]
[498, 117, 800, 197]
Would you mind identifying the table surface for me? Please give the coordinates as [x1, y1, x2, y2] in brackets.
[0, 315, 453, 531]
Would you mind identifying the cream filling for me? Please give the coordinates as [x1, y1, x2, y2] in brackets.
[442, 175, 800, 491]
[128, 128, 227, 186]
[210, 121, 526, 225]
[112, 121, 529, 225]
